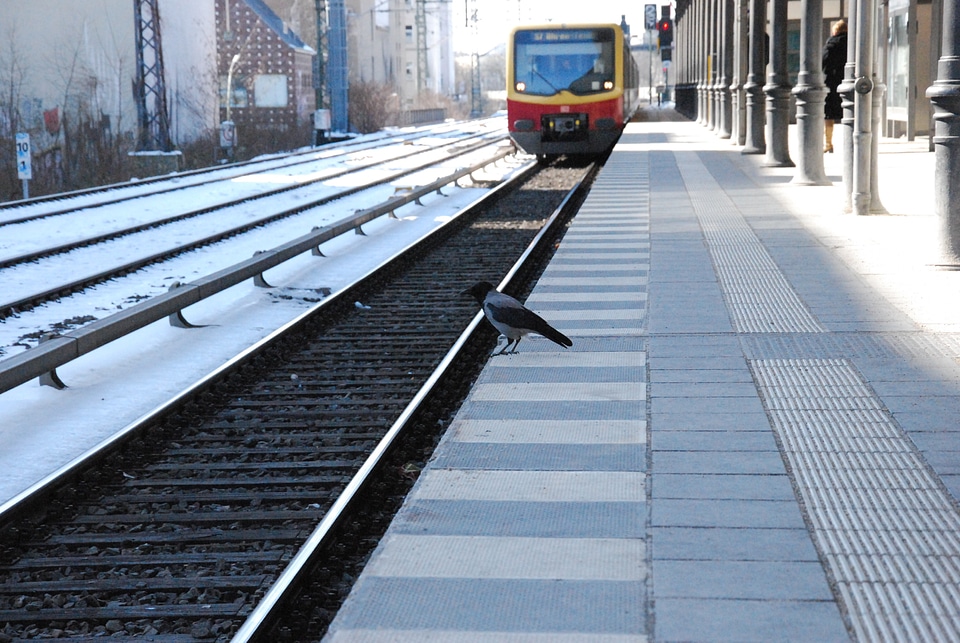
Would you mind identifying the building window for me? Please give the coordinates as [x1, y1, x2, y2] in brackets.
[219, 75, 249, 108]
[254, 74, 289, 107]
[405, 25, 413, 42]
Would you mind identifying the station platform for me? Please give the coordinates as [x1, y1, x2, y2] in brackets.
[323, 107, 960, 642]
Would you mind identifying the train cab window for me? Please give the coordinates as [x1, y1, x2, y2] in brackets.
[513, 28, 615, 96]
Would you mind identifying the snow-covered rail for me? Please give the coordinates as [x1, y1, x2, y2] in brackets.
[0, 147, 517, 395]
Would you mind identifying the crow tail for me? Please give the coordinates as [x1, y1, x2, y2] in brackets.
[539, 323, 572, 348]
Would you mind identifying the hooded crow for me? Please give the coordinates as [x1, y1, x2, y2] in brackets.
[462, 281, 572, 354]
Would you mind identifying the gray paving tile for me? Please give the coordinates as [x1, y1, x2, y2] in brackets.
[893, 410, 960, 432]
[653, 430, 779, 451]
[450, 419, 644, 444]
[334, 577, 646, 633]
[652, 498, 806, 529]
[917, 451, 960, 473]
[941, 475, 960, 501]
[431, 442, 644, 472]
[653, 451, 787, 475]
[880, 395, 960, 417]
[480, 366, 646, 384]
[470, 382, 645, 403]
[653, 560, 834, 600]
[653, 411, 771, 431]
[648, 335, 743, 355]
[364, 534, 644, 580]
[869, 379, 960, 398]
[651, 395, 767, 415]
[652, 526, 819, 561]
[648, 368, 754, 383]
[652, 473, 796, 500]
[655, 597, 848, 642]
[392, 500, 645, 538]
[651, 381, 760, 397]
[648, 356, 748, 370]
[459, 399, 645, 421]
[649, 310, 732, 334]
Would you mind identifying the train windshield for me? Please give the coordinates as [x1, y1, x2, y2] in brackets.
[513, 28, 616, 97]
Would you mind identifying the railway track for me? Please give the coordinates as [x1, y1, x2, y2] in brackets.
[0, 159, 597, 641]
[0, 120, 495, 227]
[0, 126, 507, 323]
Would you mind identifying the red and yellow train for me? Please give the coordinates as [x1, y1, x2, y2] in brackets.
[506, 23, 639, 158]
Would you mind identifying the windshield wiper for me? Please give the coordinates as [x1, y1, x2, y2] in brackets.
[531, 67, 560, 93]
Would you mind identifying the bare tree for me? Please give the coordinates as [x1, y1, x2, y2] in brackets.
[0, 22, 28, 200]
[349, 80, 396, 133]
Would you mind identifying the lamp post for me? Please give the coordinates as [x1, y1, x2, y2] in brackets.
[221, 53, 241, 157]
[468, 1, 482, 118]
[226, 53, 241, 122]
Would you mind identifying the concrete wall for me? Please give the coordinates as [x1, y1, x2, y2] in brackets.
[0, 0, 216, 148]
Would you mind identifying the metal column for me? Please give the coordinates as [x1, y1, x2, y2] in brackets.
[742, 0, 766, 153]
[697, 0, 706, 124]
[764, 0, 794, 166]
[851, 0, 875, 215]
[928, 0, 960, 260]
[792, 0, 830, 184]
[718, 0, 734, 138]
[731, 0, 748, 145]
[839, 0, 857, 210]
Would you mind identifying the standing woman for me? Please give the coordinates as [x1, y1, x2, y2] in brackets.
[822, 19, 848, 153]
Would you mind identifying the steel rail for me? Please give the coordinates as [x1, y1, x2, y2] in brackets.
[0, 146, 518, 395]
[0, 134, 510, 320]
[0, 119, 495, 225]
[0, 129, 499, 268]
[0, 155, 538, 532]
[230, 162, 597, 643]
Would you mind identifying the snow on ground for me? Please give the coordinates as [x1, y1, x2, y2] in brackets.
[0, 119, 527, 508]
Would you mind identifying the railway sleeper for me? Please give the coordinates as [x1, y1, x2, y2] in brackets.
[0, 551, 287, 571]
[0, 575, 268, 594]
[0, 603, 245, 623]
[32, 524, 309, 542]
[65, 510, 325, 525]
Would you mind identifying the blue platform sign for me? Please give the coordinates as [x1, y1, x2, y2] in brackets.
[645, 4, 657, 30]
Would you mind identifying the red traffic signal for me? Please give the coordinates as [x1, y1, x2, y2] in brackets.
[657, 19, 674, 48]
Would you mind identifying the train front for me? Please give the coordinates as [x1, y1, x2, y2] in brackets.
[507, 24, 628, 157]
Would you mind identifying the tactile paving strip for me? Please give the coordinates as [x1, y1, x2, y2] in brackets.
[752, 358, 960, 642]
[678, 153, 824, 334]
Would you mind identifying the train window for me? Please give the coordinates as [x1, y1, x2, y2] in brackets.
[513, 28, 616, 96]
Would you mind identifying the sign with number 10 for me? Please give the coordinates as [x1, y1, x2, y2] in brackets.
[16, 132, 32, 180]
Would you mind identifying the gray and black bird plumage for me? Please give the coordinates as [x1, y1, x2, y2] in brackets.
[462, 281, 572, 354]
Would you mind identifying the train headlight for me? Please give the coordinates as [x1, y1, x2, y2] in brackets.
[603, 80, 614, 90]
[516, 81, 526, 92]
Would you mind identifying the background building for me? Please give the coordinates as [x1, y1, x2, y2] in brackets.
[345, 0, 455, 112]
[217, 0, 317, 150]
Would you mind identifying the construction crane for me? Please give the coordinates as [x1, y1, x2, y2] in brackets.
[133, 0, 172, 151]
